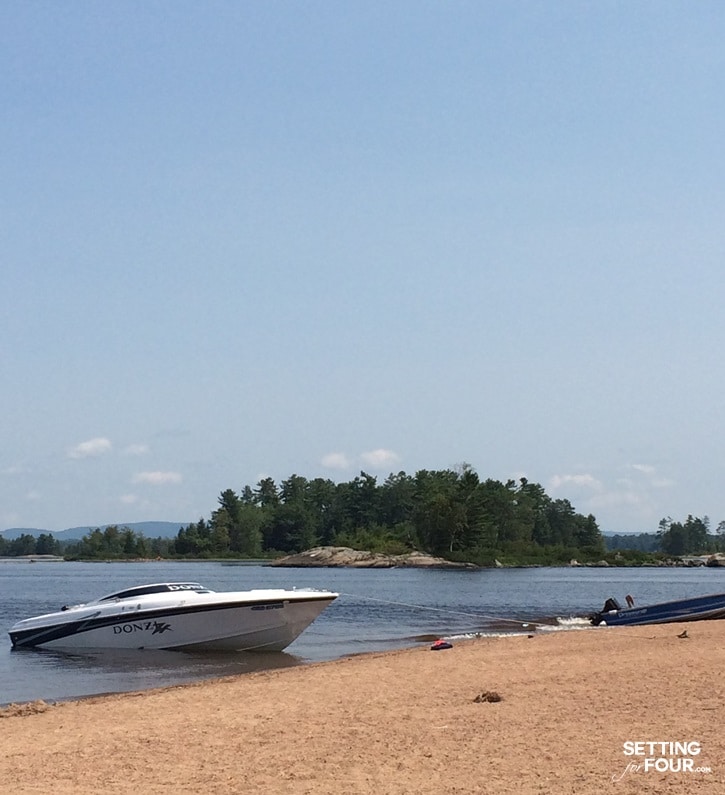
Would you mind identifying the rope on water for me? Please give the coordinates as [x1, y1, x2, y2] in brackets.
[338, 591, 553, 629]
[338, 592, 685, 641]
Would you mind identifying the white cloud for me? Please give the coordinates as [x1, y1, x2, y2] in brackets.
[322, 449, 402, 472]
[122, 443, 150, 456]
[359, 448, 401, 469]
[549, 464, 678, 532]
[627, 463, 674, 489]
[549, 473, 602, 491]
[321, 452, 351, 470]
[119, 494, 139, 504]
[586, 486, 662, 531]
[651, 477, 676, 489]
[68, 437, 112, 459]
[132, 471, 183, 485]
[629, 463, 655, 476]
[588, 490, 650, 510]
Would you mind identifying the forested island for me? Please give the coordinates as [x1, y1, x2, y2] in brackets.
[3, 466, 724, 566]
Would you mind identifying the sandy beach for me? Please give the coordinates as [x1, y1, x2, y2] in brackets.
[3, 621, 724, 794]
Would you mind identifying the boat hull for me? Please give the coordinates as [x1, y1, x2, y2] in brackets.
[593, 592, 725, 627]
[9, 593, 336, 652]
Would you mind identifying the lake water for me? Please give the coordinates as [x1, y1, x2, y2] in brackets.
[3, 560, 724, 705]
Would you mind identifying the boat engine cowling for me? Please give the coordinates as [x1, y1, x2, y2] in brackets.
[602, 597, 621, 613]
[590, 597, 622, 626]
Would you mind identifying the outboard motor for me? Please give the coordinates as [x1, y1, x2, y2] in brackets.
[590, 597, 622, 626]
[602, 597, 622, 613]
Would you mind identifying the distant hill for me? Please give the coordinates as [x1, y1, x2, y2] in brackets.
[1, 521, 188, 541]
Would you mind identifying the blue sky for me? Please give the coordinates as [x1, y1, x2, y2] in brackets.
[2, 2, 724, 534]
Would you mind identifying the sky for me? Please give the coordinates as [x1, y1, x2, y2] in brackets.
[2, 2, 725, 535]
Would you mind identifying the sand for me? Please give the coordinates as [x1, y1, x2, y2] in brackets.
[2, 621, 724, 794]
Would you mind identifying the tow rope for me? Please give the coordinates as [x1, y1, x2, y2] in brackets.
[338, 591, 549, 630]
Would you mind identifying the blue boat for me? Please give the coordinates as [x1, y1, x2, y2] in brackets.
[590, 592, 725, 627]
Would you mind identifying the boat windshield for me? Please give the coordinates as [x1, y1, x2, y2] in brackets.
[97, 583, 212, 602]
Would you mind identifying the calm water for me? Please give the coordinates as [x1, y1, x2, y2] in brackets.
[3, 560, 724, 705]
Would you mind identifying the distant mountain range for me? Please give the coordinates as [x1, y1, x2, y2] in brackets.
[1, 524, 651, 545]
[0, 521, 188, 541]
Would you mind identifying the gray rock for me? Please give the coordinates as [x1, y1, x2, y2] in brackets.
[270, 546, 478, 569]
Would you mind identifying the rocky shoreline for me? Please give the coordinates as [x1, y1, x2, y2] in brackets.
[270, 546, 725, 569]
[269, 545, 478, 569]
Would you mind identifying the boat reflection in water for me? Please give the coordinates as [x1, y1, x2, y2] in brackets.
[8, 645, 302, 702]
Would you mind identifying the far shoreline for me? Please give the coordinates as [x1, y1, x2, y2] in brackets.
[2, 553, 717, 568]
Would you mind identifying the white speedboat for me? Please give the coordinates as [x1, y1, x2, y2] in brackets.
[9, 582, 338, 652]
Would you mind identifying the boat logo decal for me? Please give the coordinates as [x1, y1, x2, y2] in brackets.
[113, 620, 173, 636]
[151, 621, 172, 634]
[167, 584, 206, 591]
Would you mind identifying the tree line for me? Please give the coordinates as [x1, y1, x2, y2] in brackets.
[656, 515, 725, 556]
[80, 466, 604, 564]
[0, 527, 175, 559]
[0, 532, 62, 557]
[4, 472, 722, 564]
[604, 516, 725, 557]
